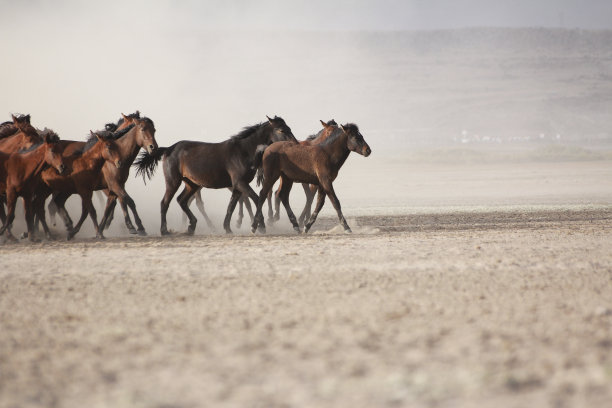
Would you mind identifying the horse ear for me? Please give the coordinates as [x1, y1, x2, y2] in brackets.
[266, 115, 274, 125]
[320, 119, 328, 128]
[43, 133, 50, 144]
[339, 124, 347, 133]
[24, 114, 30, 124]
[122, 113, 128, 121]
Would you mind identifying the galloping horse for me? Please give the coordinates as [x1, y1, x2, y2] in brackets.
[0, 131, 65, 242]
[134, 115, 297, 235]
[251, 122, 371, 234]
[35, 130, 123, 240]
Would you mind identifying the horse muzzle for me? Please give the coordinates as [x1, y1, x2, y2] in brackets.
[147, 144, 156, 154]
[115, 160, 122, 169]
[363, 146, 372, 157]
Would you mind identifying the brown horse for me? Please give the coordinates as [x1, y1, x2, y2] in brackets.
[35, 131, 123, 240]
[47, 111, 157, 235]
[134, 115, 297, 235]
[269, 119, 338, 225]
[0, 132, 66, 242]
[0, 115, 46, 228]
[251, 122, 371, 234]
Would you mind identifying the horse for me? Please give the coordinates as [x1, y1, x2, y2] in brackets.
[0, 114, 46, 229]
[269, 119, 338, 225]
[0, 114, 39, 154]
[46, 111, 157, 235]
[251, 122, 371, 234]
[0, 131, 66, 242]
[34, 130, 123, 240]
[134, 115, 297, 235]
[183, 119, 339, 230]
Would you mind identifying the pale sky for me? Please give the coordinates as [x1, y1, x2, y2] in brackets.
[1, 0, 612, 31]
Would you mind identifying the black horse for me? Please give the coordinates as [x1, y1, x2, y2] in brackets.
[134, 115, 297, 235]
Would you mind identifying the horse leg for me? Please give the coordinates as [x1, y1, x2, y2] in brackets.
[160, 176, 181, 236]
[221, 189, 241, 234]
[298, 184, 316, 227]
[321, 179, 351, 233]
[176, 182, 199, 235]
[66, 195, 91, 241]
[83, 194, 104, 239]
[272, 179, 282, 222]
[304, 187, 326, 233]
[243, 192, 255, 225]
[35, 195, 54, 241]
[48, 192, 59, 227]
[0, 194, 6, 226]
[235, 196, 244, 229]
[117, 191, 146, 235]
[192, 188, 215, 231]
[22, 194, 40, 243]
[0, 190, 18, 242]
[251, 173, 279, 234]
[99, 194, 118, 234]
[267, 187, 275, 222]
[54, 193, 74, 232]
[278, 177, 300, 233]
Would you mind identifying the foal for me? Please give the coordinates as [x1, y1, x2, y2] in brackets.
[0, 132, 65, 242]
[251, 122, 371, 234]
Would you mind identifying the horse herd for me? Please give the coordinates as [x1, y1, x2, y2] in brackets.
[0, 112, 371, 243]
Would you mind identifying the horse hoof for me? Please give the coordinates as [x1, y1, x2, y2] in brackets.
[96, 234, 106, 240]
[128, 228, 138, 235]
[46, 234, 56, 241]
[20, 232, 28, 240]
[344, 228, 352, 234]
[137, 229, 147, 236]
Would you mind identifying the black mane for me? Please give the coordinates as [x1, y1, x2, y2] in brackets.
[230, 122, 266, 142]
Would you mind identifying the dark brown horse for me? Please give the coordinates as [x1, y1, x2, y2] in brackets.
[134, 115, 297, 235]
[0, 132, 66, 242]
[35, 131, 123, 240]
[251, 122, 371, 234]
[47, 111, 157, 235]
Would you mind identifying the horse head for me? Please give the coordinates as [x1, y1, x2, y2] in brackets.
[266, 115, 297, 143]
[90, 131, 123, 169]
[42, 130, 66, 174]
[340, 123, 371, 157]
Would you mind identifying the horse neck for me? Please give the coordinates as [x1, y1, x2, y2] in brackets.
[75, 143, 106, 171]
[238, 126, 270, 155]
[19, 144, 48, 178]
[320, 129, 351, 168]
[114, 128, 141, 162]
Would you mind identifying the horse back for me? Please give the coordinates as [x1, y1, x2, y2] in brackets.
[168, 140, 234, 189]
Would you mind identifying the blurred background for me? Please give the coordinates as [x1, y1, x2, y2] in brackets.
[1, 0, 611, 235]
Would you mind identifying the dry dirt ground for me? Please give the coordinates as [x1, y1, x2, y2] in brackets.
[1, 208, 611, 408]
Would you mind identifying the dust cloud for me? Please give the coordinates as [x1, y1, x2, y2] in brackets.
[1, 1, 611, 236]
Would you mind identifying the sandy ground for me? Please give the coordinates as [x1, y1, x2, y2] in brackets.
[1, 207, 611, 408]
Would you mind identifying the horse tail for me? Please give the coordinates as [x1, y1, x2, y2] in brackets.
[133, 147, 168, 183]
[253, 144, 267, 186]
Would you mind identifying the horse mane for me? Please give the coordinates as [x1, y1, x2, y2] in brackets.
[0, 122, 17, 140]
[38, 128, 60, 143]
[230, 122, 266, 142]
[77, 124, 135, 155]
[306, 119, 337, 141]
[112, 110, 141, 129]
